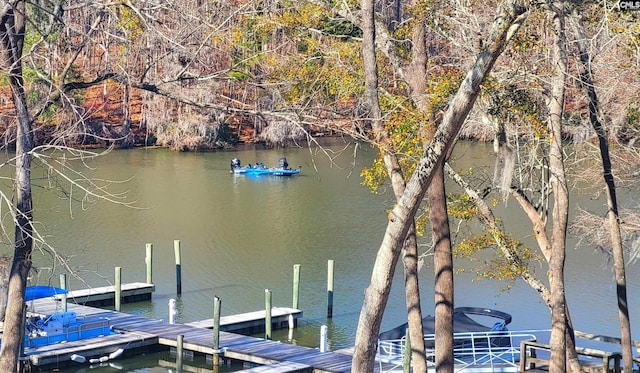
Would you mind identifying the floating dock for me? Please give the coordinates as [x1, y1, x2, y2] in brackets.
[55, 281, 155, 306]
[185, 307, 301, 334]
[18, 293, 394, 372]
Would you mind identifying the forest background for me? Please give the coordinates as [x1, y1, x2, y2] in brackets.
[1, 0, 638, 153]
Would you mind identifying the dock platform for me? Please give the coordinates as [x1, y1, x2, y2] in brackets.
[55, 282, 155, 306]
[185, 306, 302, 334]
[19, 298, 389, 372]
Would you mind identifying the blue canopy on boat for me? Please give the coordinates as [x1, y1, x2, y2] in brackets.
[25, 286, 68, 301]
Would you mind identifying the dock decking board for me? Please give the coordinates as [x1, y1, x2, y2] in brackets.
[53, 282, 156, 306]
[236, 360, 313, 372]
[185, 307, 302, 334]
[19, 298, 392, 372]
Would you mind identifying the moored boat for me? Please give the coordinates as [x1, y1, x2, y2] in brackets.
[379, 307, 512, 341]
[377, 307, 537, 372]
[12, 286, 119, 349]
[230, 157, 301, 176]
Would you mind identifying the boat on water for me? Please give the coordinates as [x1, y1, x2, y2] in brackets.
[379, 307, 512, 341]
[230, 157, 301, 176]
[377, 307, 539, 372]
[19, 286, 117, 351]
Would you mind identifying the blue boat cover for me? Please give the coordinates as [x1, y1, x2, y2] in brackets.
[25, 286, 68, 301]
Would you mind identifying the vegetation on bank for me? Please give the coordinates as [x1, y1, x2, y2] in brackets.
[0, 1, 638, 152]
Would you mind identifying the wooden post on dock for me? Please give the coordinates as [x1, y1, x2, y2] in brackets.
[169, 299, 177, 324]
[292, 264, 300, 309]
[265, 289, 272, 340]
[59, 273, 67, 312]
[146, 243, 153, 284]
[115, 267, 122, 311]
[320, 325, 328, 352]
[174, 240, 182, 295]
[327, 259, 334, 318]
[288, 314, 294, 341]
[176, 334, 184, 373]
[212, 296, 221, 366]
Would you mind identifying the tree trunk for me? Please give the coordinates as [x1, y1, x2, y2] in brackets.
[569, 10, 634, 373]
[547, 2, 569, 371]
[360, 0, 427, 370]
[430, 161, 454, 373]
[352, 2, 528, 370]
[0, 0, 35, 371]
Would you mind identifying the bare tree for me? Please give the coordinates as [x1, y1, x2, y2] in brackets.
[542, 2, 570, 371]
[0, 0, 36, 369]
[352, 1, 528, 370]
[569, 7, 634, 372]
[360, 0, 428, 369]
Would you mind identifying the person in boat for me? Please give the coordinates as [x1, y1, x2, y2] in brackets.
[230, 158, 241, 171]
[278, 157, 289, 169]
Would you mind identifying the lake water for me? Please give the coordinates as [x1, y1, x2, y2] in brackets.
[1, 139, 638, 372]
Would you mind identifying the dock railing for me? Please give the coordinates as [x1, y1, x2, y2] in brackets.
[377, 330, 540, 372]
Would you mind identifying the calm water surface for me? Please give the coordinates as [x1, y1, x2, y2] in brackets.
[0, 140, 638, 372]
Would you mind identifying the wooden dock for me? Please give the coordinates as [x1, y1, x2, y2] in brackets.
[54, 281, 155, 306]
[19, 298, 389, 372]
[185, 306, 302, 334]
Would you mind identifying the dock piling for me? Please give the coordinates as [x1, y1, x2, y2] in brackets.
[115, 267, 122, 311]
[293, 264, 300, 309]
[177, 334, 184, 373]
[59, 274, 67, 312]
[174, 240, 182, 295]
[327, 260, 334, 318]
[288, 314, 294, 341]
[265, 289, 272, 340]
[212, 296, 221, 366]
[320, 325, 328, 352]
[146, 243, 153, 284]
[169, 299, 177, 324]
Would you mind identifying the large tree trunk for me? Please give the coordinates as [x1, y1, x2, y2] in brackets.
[430, 160, 454, 373]
[401, 227, 426, 372]
[352, 2, 528, 371]
[569, 10, 633, 373]
[360, 0, 427, 370]
[0, 0, 35, 371]
[547, 1, 569, 371]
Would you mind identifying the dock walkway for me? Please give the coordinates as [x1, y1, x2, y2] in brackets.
[185, 306, 302, 334]
[54, 281, 155, 306]
[22, 299, 390, 372]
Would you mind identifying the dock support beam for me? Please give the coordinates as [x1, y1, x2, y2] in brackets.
[177, 334, 184, 372]
[169, 299, 177, 324]
[320, 325, 328, 352]
[59, 274, 67, 312]
[115, 267, 122, 311]
[265, 289, 272, 340]
[293, 264, 300, 310]
[213, 296, 221, 366]
[174, 240, 182, 295]
[327, 260, 334, 318]
[146, 243, 153, 284]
